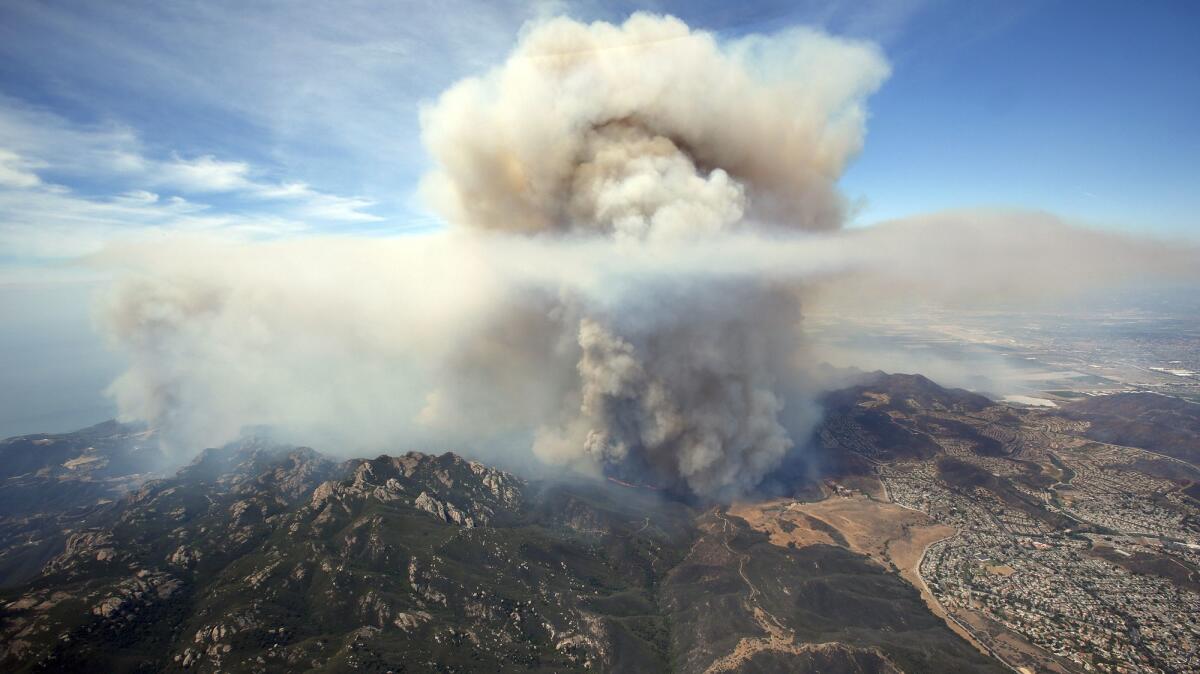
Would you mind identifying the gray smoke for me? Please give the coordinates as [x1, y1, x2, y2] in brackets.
[94, 14, 1200, 498]
[414, 13, 886, 495]
[528, 282, 809, 496]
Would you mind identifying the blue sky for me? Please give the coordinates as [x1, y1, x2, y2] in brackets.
[0, 0, 1197, 278]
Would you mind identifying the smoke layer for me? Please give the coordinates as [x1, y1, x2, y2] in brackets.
[95, 15, 1200, 498]
[415, 13, 886, 495]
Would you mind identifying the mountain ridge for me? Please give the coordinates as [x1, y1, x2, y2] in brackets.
[4, 373, 1197, 672]
[0, 376, 1006, 672]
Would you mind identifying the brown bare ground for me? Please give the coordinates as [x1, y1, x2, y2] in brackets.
[729, 493, 946, 570]
[729, 494, 994, 657]
[731, 492, 1077, 671]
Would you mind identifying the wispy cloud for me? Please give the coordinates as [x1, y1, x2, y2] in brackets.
[0, 96, 148, 179]
[0, 0, 548, 201]
[0, 180, 313, 261]
[0, 98, 385, 264]
[0, 149, 42, 189]
[153, 155, 383, 222]
[0, 0, 558, 273]
[157, 155, 252, 193]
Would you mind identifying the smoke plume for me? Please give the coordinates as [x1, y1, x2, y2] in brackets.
[417, 13, 887, 496]
[95, 14, 1200, 498]
[420, 14, 887, 239]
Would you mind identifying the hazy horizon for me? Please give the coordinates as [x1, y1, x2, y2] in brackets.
[1, 1, 1198, 491]
[1, 6, 1199, 672]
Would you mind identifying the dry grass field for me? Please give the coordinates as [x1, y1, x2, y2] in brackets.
[729, 492, 989, 655]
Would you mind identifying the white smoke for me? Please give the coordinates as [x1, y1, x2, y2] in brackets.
[419, 13, 888, 238]
[413, 13, 887, 495]
[94, 14, 1200, 498]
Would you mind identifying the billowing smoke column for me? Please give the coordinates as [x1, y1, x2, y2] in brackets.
[526, 283, 807, 496]
[420, 14, 887, 238]
[97, 14, 1197, 499]
[417, 14, 887, 495]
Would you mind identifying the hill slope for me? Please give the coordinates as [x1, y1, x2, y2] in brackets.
[0, 433, 999, 672]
